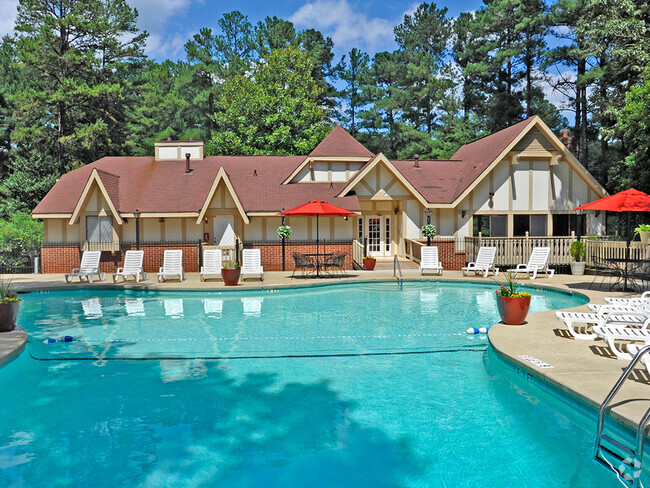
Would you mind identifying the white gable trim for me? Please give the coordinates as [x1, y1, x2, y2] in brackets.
[281, 156, 371, 185]
[196, 167, 250, 224]
[335, 153, 430, 207]
[68, 169, 123, 225]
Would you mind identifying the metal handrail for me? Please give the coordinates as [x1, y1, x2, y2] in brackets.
[393, 254, 403, 286]
[595, 344, 650, 487]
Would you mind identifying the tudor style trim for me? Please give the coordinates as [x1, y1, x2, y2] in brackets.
[196, 167, 250, 224]
[335, 153, 431, 207]
[68, 168, 123, 226]
[281, 155, 371, 185]
[449, 116, 607, 208]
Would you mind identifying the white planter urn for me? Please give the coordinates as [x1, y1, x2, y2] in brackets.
[640, 231, 650, 244]
[570, 262, 586, 276]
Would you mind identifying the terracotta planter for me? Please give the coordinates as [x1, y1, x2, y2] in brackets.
[0, 301, 21, 332]
[363, 258, 376, 271]
[221, 268, 241, 286]
[496, 295, 531, 325]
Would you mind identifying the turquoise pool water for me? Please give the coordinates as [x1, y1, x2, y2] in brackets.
[0, 282, 632, 487]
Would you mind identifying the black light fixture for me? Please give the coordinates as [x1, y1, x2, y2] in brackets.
[134, 209, 141, 250]
[425, 208, 432, 246]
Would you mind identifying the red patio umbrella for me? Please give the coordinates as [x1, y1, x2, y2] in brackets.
[575, 188, 650, 290]
[280, 200, 356, 276]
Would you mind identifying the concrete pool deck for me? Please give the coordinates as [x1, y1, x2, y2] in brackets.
[2, 269, 649, 433]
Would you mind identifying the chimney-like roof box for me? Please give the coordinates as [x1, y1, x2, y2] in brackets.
[154, 138, 205, 161]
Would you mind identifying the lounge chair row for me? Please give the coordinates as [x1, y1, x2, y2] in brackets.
[64, 249, 264, 284]
[419, 246, 555, 279]
[556, 292, 650, 361]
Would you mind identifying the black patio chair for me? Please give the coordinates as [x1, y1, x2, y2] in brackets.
[589, 256, 621, 290]
[322, 253, 347, 277]
[291, 252, 316, 278]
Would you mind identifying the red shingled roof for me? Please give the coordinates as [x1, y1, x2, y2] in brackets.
[33, 156, 361, 215]
[309, 125, 375, 158]
[33, 118, 539, 215]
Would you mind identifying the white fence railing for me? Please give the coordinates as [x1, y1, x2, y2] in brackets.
[464, 236, 576, 267]
[352, 239, 364, 268]
[585, 240, 650, 267]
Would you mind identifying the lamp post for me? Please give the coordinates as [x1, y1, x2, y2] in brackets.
[134, 209, 141, 250]
[281, 210, 286, 272]
[425, 208, 432, 246]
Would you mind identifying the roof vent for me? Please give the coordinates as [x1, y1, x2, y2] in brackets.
[414, 154, 420, 168]
[185, 153, 192, 173]
[167, 136, 173, 142]
[253, 169, 257, 177]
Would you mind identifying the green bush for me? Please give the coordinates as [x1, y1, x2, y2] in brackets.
[569, 240, 586, 262]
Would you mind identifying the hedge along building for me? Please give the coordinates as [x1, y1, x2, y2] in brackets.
[33, 115, 606, 273]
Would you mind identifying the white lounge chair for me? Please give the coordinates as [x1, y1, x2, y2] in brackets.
[604, 291, 650, 307]
[200, 249, 222, 281]
[556, 310, 648, 341]
[462, 246, 498, 277]
[241, 249, 264, 281]
[157, 250, 185, 282]
[65, 251, 104, 283]
[113, 250, 147, 283]
[419, 246, 443, 275]
[592, 323, 650, 360]
[507, 247, 555, 280]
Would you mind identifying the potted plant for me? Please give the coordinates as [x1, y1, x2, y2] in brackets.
[421, 224, 436, 240]
[221, 261, 241, 286]
[362, 255, 376, 271]
[494, 272, 531, 325]
[277, 225, 291, 240]
[568, 240, 586, 276]
[0, 278, 21, 332]
[635, 224, 650, 244]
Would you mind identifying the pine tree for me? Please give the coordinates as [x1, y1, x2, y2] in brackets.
[338, 48, 370, 136]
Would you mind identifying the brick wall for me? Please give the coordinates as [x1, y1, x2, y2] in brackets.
[244, 241, 353, 271]
[428, 238, 467, 271]
[41, 243, 200, 274]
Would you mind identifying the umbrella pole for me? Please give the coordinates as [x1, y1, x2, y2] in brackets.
[625, 212, 631, 291]
[316, 214, 320, 277]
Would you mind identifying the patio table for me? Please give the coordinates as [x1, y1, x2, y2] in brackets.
[304, 253, 333, 278]
[604, 257, 645, 292]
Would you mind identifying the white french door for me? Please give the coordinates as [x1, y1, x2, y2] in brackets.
[362, 216, 392, 257]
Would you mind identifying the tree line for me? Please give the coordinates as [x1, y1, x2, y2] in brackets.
[1, 0, 649, 223]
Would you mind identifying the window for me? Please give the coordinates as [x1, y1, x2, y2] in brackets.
[473, 215, 491, 236]
[490, 215, 507, 237]
[552, 214, 586, 236]
[514, 215, 547, 236]
[86, 216, 113, 242]
[357, 217, 363, 240]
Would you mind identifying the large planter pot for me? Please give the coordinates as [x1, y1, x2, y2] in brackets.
[496, 295, 531, 325]
[221, 268, 241, 286]
[640, 231, 650, 244]
[0, 300, 21, 332]
[570, 261, 586, 276]
[363, 258, 376, 271]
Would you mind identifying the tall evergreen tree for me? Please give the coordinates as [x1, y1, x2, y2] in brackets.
[338, 48, 370, 136]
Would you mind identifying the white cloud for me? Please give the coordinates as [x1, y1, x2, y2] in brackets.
[0, 0, 18, 37]
[290, 0, 406, 53]
[146, 32, 188, 60]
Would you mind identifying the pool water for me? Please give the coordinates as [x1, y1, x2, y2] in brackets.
[0, 282, 633, 487]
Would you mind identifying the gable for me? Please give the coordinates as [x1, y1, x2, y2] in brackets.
[69, 169, 123, 225]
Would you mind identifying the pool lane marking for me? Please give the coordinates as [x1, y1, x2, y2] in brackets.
[28, 346, 489, 362]
[40, 331, 474, 344]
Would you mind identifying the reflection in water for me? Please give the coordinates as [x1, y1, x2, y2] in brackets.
[81, 298, 102, 318]
[241, 297, 263, 317]
[159, 359, 208, 382]
[419, 289, 439, 315]
[203, 298, 223, 317]
[125, 298, 145, 316]
[475, 290, 496, 319]
[164, 299, 184, 317]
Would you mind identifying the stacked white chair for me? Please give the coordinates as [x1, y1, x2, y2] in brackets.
[462, 247, 498, 278]
[200, 249, 223, 281]
[241, 249, 264, 281]
[507, 247, 555, 280]
[157, 250, 185, 282]
[65, 251, 104, 283]
[113, 250, 147, 283]
[419, 246, 443, 275]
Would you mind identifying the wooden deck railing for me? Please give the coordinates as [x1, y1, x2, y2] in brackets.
[464, 236, 576, 267]
[404, 238, 424, 263]
[585, 240, 650, 267]
[352, 239, 364, 268]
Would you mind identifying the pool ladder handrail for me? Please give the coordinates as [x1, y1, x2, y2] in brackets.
[594, 344, 650, 487]
[393, 255, 403, 289]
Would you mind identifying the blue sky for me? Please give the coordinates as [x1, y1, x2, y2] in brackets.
[0, 0, 487, 61]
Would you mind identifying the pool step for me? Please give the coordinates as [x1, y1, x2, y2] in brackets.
[594, 434, 636, 484]
[593, 345, 650, 488]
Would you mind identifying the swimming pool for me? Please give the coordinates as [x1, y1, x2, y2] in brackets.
[0, 282, 632, 486]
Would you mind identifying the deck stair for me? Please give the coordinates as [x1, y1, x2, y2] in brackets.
[373, 257, 419, 271]
[594, 345, 650, 487]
